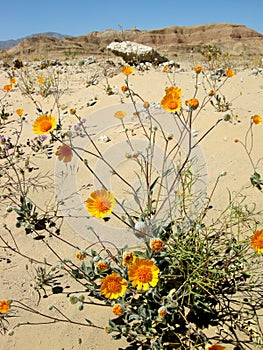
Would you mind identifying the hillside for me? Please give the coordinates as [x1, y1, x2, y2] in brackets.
[0, 32, 68, 50]
[4, 23, 263, 61]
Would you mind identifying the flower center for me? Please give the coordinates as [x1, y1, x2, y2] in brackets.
[97, 200, 110, 212]
[40, 120, 52, 132]
[107, 280, 121, 293]
[168, 100, 179, 109]
[137, 266, 153, 283]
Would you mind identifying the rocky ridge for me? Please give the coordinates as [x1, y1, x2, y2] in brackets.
[4, 23, 263, 61]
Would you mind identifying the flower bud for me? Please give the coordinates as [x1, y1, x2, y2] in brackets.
[6, 206, 13, 213]
[78, 303, 84, 311]
[8, 329, 14, 336]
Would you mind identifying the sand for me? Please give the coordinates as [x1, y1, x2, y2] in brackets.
[0, 58, 263, 349]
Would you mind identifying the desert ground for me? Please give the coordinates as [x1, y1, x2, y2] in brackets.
[0, 55, 262, 349]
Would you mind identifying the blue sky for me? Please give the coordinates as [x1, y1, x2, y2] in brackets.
[1, 0, 262, 40]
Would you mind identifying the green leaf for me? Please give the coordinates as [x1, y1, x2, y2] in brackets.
[112, 333, 122, 340]
[250, 172, 263, 191]
[85, 318, 94, 326]
[150, 176, 160, 193]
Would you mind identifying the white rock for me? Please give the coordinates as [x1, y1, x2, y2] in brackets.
[107, 41, 168, 64]
[97, 135, 110, 143]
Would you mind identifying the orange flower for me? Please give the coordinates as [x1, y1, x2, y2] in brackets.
[10, 77, 16, 85]
[226, 69, 234, 77]
[112, 304, 124, 316]
[16, 109, 24, 117]
[86, 189, 115, 219]
[185, 98, 199, 110]
[4, 84, 12, 92]
[128, 258, 160, 291]
[38, 76, 45, 84]
[0, 300, 10, 314]
[114, 110, 126, 119]
[206, 344, 227, 350]
[143, 101, 150, 109]
[100, 272, 128, 299]
[251, 229, 263, 254]
[122, 65, 134, 75]
[122, 252, 136, 266]
[121, 85, 127, 92]
[194, 65, 202, 74]
[33, 114, 56, 134]
[97, 260, 109, 271]
[150, 239, 164, 252]
[161, 86, 182, 113]
[76, 251, 85, 260]
[165, 86, 182, 97]
[162, 66, 169, 72]
[251, 114, 262, 125]
[209, 89, 215, 96]
[55, 144, 73, 163]
[69, 108, 76, 115]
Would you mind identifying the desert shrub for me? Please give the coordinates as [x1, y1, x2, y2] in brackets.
[0, 60, 262, 350]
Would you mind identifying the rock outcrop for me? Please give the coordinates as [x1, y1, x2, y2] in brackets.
[107, 41, 168, 64]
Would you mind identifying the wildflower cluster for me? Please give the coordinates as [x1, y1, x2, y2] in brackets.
[0, 58, 262, 350]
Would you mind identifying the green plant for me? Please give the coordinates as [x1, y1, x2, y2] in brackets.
[0, 59, 262, 350]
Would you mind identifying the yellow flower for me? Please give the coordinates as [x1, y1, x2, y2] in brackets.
[226, 69, 234, 77]
[161, 86, 182, 113]
[194, 65, 202, 74]
[0, 300, 10, 314]
[122, 252, 136, 266]
[122, 65, 134, 75]
[38, 76, 45, 84]
[112, 304, 124, 316]
[4, 84, 12, 92]
[86, 189, 115, 219]
[114, 110, 126, 119]
[100, 272, 128, 299]
[10, 77, 16, 85]
[185, 98, 199, 110]
[76, 251, 85, 260]
[165, 86, 182, 97]
[128, 258, 160, 291]
[206, 345, 227, 350]
[33, 114, 56, 134]
[150, 239, 164, 252]
[55, 144, 73, 163]
[251, 229, 263, 254]
[97, 260, 109, 271]
[16, 109, 24, 117]
[252, 114, 262, 125]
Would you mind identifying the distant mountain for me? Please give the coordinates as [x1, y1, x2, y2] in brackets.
[3, 23, 263, 60]
[0, 32, 70, 50]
